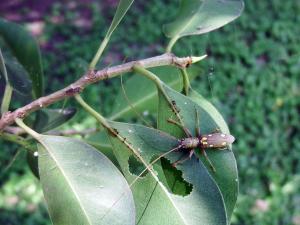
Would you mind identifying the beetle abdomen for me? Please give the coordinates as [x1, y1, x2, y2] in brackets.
[200, 133, 235, 148]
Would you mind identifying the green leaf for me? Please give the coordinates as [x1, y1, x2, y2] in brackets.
[110, 66, 201, 120]
[188, 89, 238, 219]
[29, 107, 76, 177]
[87, 131, 119, 168]
[157, 82, 238, 222]
[90, 0, 134, 68]
[34, 108, 77, 133]
[0, 50, 32, 94]
[0, 18, 44, 98]
[38, 135, 135, 225]
[163, 0, 244, 48]
[107, 121, 227, 224]
[107, 0, 135, 37]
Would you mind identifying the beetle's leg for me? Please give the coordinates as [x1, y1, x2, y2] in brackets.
[201, 148, 216, 172]
[167, 118, 193, 137]
[172, 149, 194, 167]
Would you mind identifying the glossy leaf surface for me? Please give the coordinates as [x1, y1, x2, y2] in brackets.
[157, 80, 238, 222]
[110, 66, 201, 120]
[34, 108, 77, 133]
[163, 0, 244, 38]
[0, 51, 32, 94]
[107, 0, 135, 37]
[107, 121, 227, 225]
[0, 18, 44, 98]
[38, 135, 135, 225]
[87, 131, 120, 168]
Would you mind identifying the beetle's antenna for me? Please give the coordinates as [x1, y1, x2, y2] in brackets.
[129, 144, 183, 186]
[99, 144, 182, 221]
[207, 66, 215, 100]
[195, 108, 200, 136]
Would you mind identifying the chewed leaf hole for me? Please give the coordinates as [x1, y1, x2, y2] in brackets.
[128, 156, 148, 177]
[160, 158, 193, 196]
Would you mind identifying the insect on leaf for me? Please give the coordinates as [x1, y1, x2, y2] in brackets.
[106, 121, 227, 225]
[157, 80, 238, 222]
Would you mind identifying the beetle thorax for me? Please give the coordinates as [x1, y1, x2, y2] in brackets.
[181, 137, 200, 149]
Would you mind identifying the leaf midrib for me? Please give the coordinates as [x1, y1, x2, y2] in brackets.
[171, 0, 204, 39]
[39, 137, 92, 225]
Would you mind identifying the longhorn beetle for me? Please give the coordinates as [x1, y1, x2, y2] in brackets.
[100, 109, 235, 221]
[119, 77, 235, 172]
[156, 108, 235, 172]
[99, 85, 236, 220]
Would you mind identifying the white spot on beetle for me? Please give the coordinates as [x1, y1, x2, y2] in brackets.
[221, 134, 226, 137]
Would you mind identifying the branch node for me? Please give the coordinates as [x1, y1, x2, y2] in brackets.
[86, 69, 96, 80]
[132, 61, 142, 68]
[16, 110, 26, 119]
[65, 86, 83, 96]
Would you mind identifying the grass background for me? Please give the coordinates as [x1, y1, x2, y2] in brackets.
[0, 0, 299, 224]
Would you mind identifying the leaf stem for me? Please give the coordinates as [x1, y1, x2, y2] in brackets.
[75, 94, 155, 176]
[132, 65, 172, 104]
[0, 48, 12, 114]
[1, 84, 13, 114]
[89, 37, 109, 70]
[74, 95, 115, 135]
[166, 36, 179, 53]
[132, 65, 185, 126]
[180, 68, 191, 95]
[15, 118, 40, 140]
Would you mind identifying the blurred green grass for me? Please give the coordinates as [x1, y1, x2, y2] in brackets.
[0, 0, 299, 224]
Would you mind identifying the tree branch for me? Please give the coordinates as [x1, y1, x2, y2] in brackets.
[0, 53, 197, 130]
